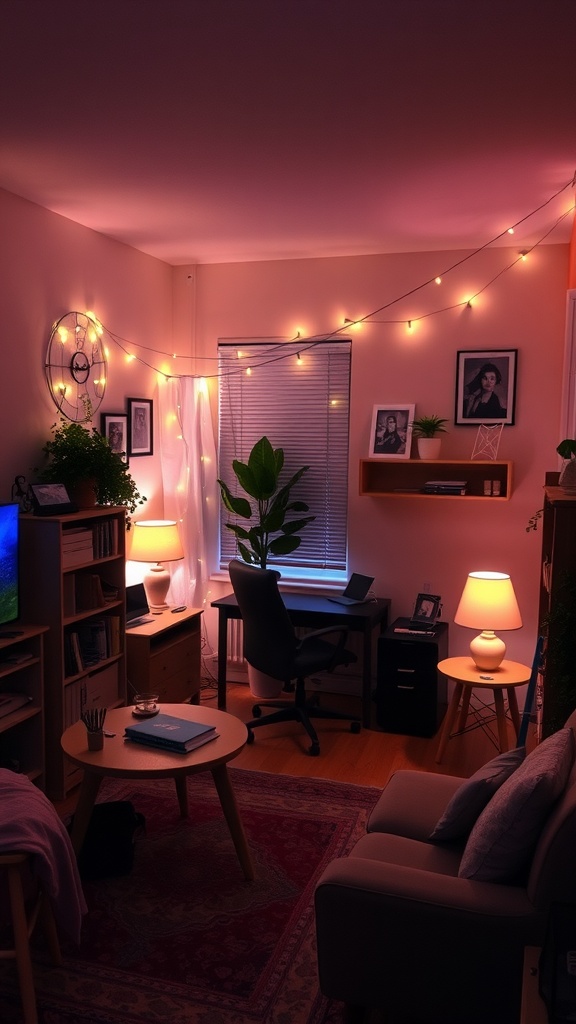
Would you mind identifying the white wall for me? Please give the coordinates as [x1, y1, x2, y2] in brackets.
[174, 244, 569, 666]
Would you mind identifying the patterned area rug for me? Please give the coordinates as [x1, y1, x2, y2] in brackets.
[0, 768, 380, 1023]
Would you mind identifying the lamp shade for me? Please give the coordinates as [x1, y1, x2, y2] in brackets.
[454, 571, 522, 670]
[129, 520, 184, 610]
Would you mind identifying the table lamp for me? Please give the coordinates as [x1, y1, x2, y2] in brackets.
[129, 520, 184, 610]
[454, 570, 522, 670]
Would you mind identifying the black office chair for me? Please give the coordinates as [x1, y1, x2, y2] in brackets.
[228, 559, 360, 755]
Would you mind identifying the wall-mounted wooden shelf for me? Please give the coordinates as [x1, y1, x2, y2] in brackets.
[359, 459, 513, 500]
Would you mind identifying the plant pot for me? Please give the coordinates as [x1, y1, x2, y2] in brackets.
[417, 437, 442, 460]
[68, 478, 98, 508]
[247, 663, 283, 699]
[559, 457, 576, 494]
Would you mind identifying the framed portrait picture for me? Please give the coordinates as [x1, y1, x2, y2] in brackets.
[410, 592, 442, 626]
[128, 397, 153, 457]
[369, 404, 414, 459]
[100, 412, 129, 464]
[455, 349, 517, 426]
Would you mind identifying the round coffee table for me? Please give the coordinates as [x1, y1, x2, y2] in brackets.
[61, 704, 254, 879]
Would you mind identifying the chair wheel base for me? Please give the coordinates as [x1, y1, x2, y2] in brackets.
[246, 730, 255, 744]
[309, 741, 320, 756]
[252, 705, 262, 718]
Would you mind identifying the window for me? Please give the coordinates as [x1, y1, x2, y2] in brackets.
[218, 339, 351, 577]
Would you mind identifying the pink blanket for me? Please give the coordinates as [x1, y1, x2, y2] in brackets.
[0, 769, 87, 943]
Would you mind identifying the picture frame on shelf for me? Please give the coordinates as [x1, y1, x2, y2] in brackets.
[128, 398, 153, 457]
[369, 404, 414, 459]
[100, 412, 129, 464]
[29, 483, 76, 516]
[455, 349, 517, 426]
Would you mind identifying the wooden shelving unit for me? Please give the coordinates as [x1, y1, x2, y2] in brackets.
[20, 507, 127, 799]
[537, 479, 576, 738]
[359, 459, 513, 500]
[0, 625, 47, 787]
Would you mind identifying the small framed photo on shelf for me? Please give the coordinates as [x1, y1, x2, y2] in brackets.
[369, 404, 414, 459]
[455, 349, 517, 426]
[29, 483, 76, 516]
[128, 398, 153, 457]
[410, 593, 442, 626]
[100, 412, 129, 464]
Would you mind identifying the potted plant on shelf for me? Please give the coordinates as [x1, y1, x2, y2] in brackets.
[36, 419, 146, 524]
[217, 435, 315, 570]
[218, 435, 315, 698]
[411, 415, 449, 460]
[557, 438, 576, 493]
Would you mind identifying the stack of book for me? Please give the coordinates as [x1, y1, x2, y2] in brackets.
[422, 480, 468, 495]
[62, 527, 94, 567]
[124, 713, 218, 753]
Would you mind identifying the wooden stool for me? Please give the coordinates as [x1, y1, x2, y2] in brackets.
[435, 656, 531, 763]
[0, 852, 62, 1024]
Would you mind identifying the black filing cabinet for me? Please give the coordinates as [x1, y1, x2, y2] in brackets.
[376, 618, 449, 736]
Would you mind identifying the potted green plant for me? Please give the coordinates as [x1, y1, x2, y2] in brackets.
[411, 415, 449, 460]
[557, 439, 576, 494]
[36, 419, 146, 524]
[218, 435, 315, 570]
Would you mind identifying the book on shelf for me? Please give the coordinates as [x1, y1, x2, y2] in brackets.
[75, 573, 105, 610]
[422, 480, 468, 495]
[124, 713, 218, 753]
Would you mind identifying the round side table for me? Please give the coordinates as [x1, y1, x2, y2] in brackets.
[435, 656, 531, 763]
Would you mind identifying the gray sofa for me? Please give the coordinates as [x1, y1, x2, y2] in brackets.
[315, 710, 576, 1024]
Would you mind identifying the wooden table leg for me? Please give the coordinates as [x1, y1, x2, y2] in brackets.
[211, 764, 255, 881]
[174, 775, 189, 817]
[435, 681, 463, 763]
[69, 772, 103, 854]
[493, 688, 509, 752]
[457, 685, 472, 732]
[507, 687, 521, 738]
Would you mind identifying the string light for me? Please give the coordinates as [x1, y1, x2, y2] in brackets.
[82, 178, 574, 381]
[296, 352, 303, 364]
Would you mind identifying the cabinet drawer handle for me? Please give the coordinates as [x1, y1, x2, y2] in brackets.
[398, 668, 415, 674]
[397, 684, 415, 691]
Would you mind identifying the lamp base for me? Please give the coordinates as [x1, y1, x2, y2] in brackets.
[469, 630, 506, 671]
[143, 565, 170, 611]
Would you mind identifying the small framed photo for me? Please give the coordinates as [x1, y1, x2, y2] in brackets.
[100, 412, 129, 464]
[369, 405, 414, 459]
[128, 397, 153, 456]
[455, 349, 517, 426]
[30, 483, 76, 516]
[410, 592, 442, 626]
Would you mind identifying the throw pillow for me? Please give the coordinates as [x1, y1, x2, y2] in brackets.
[459, 727, 574, 883]
[429, 746, 526, 842]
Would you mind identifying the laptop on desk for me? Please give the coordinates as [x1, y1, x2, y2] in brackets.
[126, 582, 154, 627]
[328, 573, 375, 606]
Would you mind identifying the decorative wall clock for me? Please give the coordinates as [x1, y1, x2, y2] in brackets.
[45, 311, 107, 422]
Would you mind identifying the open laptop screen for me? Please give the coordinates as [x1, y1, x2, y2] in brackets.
[126, 582, 150, 624]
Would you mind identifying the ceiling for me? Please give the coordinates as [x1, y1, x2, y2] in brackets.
[1, 0, 575, 266]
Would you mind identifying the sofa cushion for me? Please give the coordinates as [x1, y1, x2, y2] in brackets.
[429, 747, 526, 842]
[459, 727, 574, 883]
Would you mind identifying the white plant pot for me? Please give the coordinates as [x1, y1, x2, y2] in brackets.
[417, 437, 442, 460]
[247, 663, 283, 699]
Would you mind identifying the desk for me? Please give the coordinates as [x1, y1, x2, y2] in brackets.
[61, 704, 254, 880]
[126, 606, 202, 703]
[435, 656, 531, 763]
[211, 593, 390, 728]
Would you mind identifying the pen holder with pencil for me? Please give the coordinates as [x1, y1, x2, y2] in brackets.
[81, 707, 107, 751]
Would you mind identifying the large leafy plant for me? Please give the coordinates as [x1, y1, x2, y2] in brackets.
[218, 435, 315, 569]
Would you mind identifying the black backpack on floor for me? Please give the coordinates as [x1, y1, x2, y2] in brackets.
[71, 800, 146, 880]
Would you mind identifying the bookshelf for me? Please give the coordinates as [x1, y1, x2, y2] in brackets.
[359, 459, 513, 500]
[20, 507, 127, 799]
[0, 626, 47, 788]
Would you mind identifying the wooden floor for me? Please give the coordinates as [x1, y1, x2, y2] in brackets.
[196, 677, 536, 788]
[54, 677, 536, 818]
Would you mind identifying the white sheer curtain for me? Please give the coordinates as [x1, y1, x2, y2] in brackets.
[158, 377, 218, 608]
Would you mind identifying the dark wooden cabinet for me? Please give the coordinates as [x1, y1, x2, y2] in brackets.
[537, 483, 576, 737]
[376, 619, 449, 736]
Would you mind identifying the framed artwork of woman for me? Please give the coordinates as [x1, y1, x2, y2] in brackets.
[369, 404, 414, 459]
[455, 349, 517, 426]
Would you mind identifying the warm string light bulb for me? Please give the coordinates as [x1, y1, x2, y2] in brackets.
[296, 352, 303, 365]
[435, 276, 442, 285]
